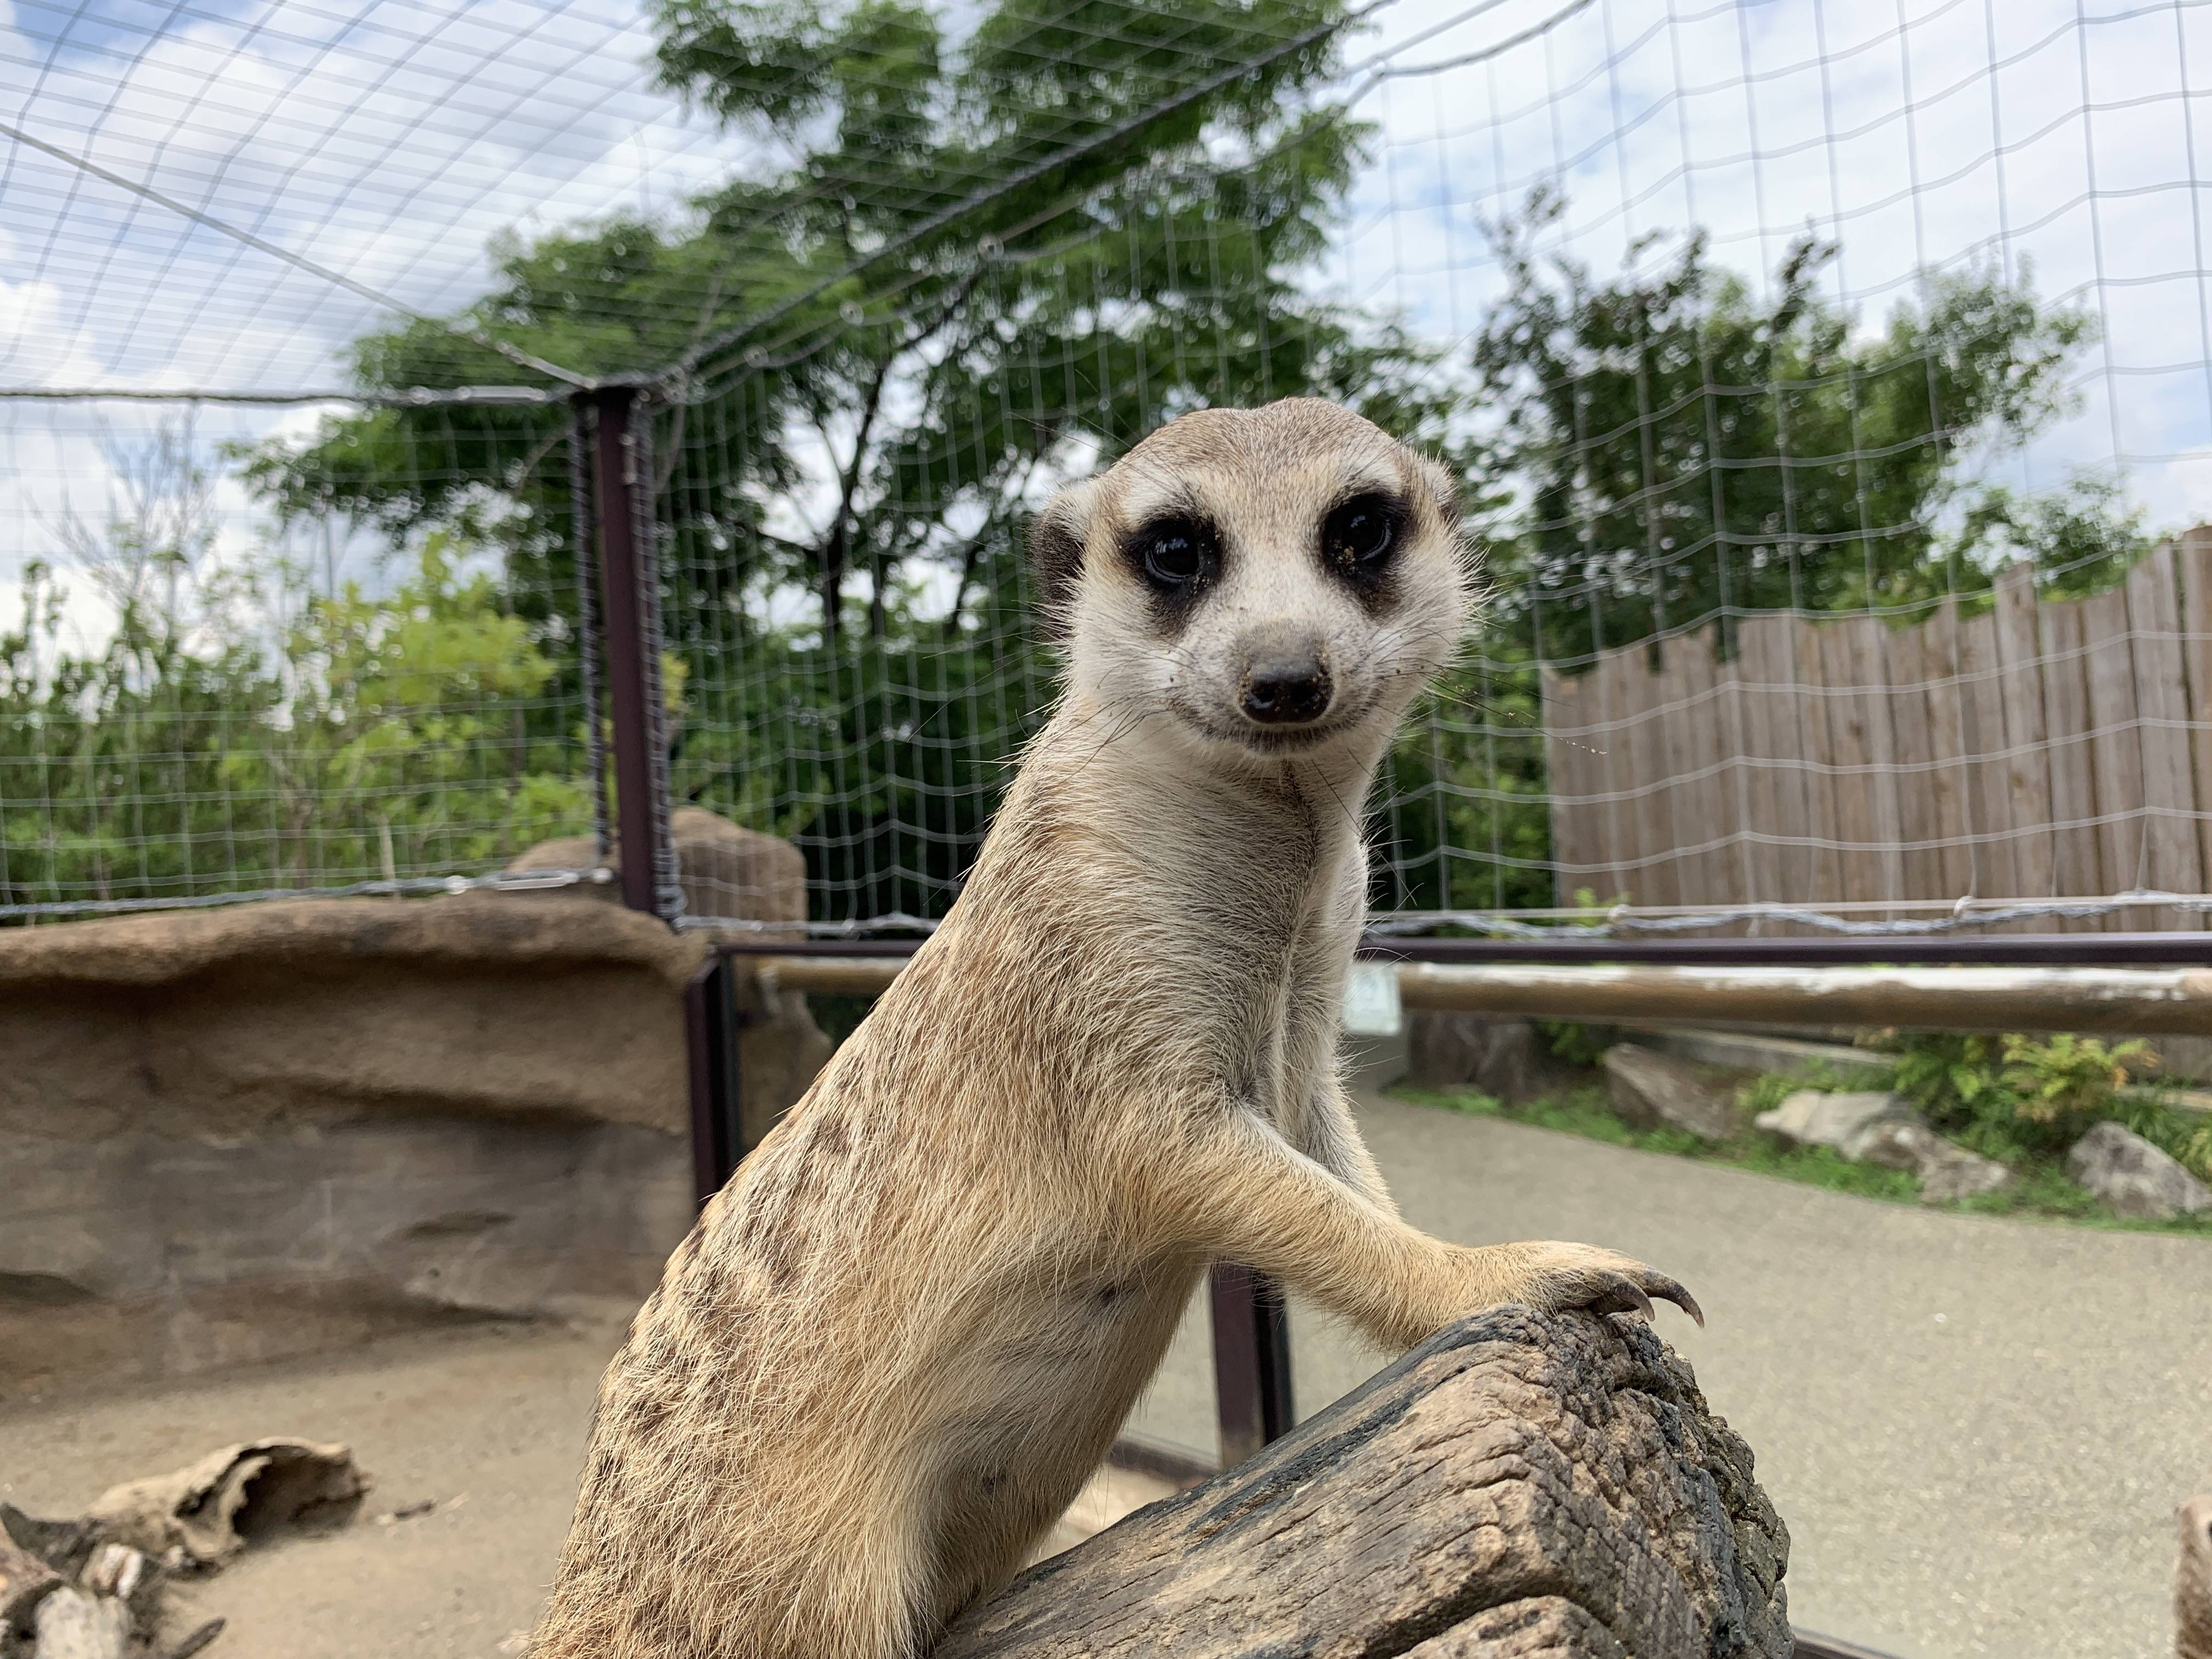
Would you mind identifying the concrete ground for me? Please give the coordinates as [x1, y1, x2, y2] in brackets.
[6, 1091, 2207, 1659]
[1, 1322, 614, 1659]
[1141, 1092, 2212, 1659]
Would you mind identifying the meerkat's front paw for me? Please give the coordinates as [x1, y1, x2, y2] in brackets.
[1471, 1240, 1705, 1328]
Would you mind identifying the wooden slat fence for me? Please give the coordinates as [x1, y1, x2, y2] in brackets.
[1540, 532, 2212, 930]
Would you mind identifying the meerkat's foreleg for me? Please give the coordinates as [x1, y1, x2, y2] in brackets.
[1154, 1102, 1701, 1354]
[1288, 1075, 1401, 1220]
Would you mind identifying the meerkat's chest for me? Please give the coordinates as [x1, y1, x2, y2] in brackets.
[1156, 840, 1366, 1121]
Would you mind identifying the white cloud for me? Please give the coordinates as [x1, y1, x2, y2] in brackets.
[1, 0, 753, 390]
[0, 567, 118, 658]
[1329, 0, 2212, 528]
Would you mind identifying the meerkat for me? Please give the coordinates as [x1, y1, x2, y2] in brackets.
[532, 398, 1700, 1659]
[2179, 1495, 2212, 1659]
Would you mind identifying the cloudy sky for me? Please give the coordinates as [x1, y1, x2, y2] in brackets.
[4, 0, 2210, 646]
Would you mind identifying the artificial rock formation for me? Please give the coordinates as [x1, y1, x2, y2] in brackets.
[508, 805, 834, 1149]
[1, 810, 830, 1393]
[1602, 1044, 1743, 1142]
[943, 1307, 1792, 1659]
[2067, 1122, 2212, 1221]
[505, 804, 808, 932]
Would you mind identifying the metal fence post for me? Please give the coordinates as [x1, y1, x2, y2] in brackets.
[684, 958, 742, 1207]
[1210, 1262, 1294, 1468]
[587, 382, 675, 919]
[587, 386, 743, 1204]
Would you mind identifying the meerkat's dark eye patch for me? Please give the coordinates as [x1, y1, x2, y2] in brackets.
[1122, 514, 1221, 623]
[1322, 492, 1404, 571]
[1134, 517, 1217, 588]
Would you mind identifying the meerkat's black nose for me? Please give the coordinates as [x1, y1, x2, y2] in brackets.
[1242, 653, 1334, 725]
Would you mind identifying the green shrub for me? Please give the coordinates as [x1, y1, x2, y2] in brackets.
[1870, 1029, 2212, 1175]
[1999, 1033, 2155, 1137]
[2186, 1120, 2212, 1180]
[1533, 1020, 1621, 1068]
[1737, 1059, 1898, 1120]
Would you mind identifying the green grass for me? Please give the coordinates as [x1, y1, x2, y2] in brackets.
[1392, 1077, 2212, 1239]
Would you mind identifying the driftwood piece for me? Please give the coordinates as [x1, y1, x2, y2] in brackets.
[0, 1512, 98, 1589]
[942, 1307, 1791, 1659]
[75, 1549, 155, 1630]
[84, 1440, 364, 1570]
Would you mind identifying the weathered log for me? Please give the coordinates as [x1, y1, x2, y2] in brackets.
[941, 1307, 1791, 1659]
[85, 1438, 365, 1570]
[76, 1547, 155, 1630]
[743, 955, 2212, 1036]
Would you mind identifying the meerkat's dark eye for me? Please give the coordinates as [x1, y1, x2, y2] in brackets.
[1324, 493, 1401, 569]
[1135, 517, 1217, 591]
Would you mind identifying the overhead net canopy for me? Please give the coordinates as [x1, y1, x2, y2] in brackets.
[5, 0, 2211, 939]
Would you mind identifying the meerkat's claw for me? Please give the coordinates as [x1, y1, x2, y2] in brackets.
[1584, 1276, 1656, 1322]
[1643, 1273, 1705, 1328]
[1504, 1243, 1704, 1329]
[1582, 1269, 1703, 1328]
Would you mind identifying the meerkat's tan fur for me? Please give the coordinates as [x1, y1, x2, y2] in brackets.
[2179, 1495, 2212, 1659]
[534, 399, 1700, 1659]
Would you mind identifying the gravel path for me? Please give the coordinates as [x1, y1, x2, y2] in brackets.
[5, 1091, 2204, 1659]
[1132, 1091, 2212, 1659]
[1, 1322, 613, 1659]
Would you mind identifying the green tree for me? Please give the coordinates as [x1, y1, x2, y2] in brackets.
[217, 533, 590, 885]
[1469, 187, 2104, 659]
[241, 0, 1469, 922]
[0, 521, 588, 915]
[251, 0, 1449, 646]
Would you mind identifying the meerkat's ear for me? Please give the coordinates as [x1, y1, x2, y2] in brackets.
[1024, 478, 1099, 642]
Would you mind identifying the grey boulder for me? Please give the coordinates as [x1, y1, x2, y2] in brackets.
[2067, 1121, 2212, 1220]
[1849, 1119, 2015, 1205]
[1754, 1090, 1909, 1152]
[1602, 1045, 1740, 1142]
[1405, 1013, 1544, 1103]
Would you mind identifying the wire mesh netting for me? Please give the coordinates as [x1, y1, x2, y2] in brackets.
[0, 391, 611, 915]
[7, 0, 2212, 937]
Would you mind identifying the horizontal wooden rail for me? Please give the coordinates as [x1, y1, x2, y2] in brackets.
[1392, 962, 2212, 1034]
[747, 955, 2212, 1035]
[751, 955, 916, 997]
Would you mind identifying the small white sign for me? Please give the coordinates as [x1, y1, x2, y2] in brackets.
[1341, 960, 1404, 1037]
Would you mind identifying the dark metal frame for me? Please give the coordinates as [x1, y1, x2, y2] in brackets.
[706, 931, 2212, 966]
[1358, 932, 2212, 966]
[683, 958, 743, 1210]
[1208, 1262, 1295, 1467]
[592, 389, 743, 1221]
[588, 384, 673, 919]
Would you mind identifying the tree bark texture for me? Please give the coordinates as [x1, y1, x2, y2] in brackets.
[941, 1307, 1792, 1659]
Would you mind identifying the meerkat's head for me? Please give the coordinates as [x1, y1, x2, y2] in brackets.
[1028, 399, 1473, 767]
